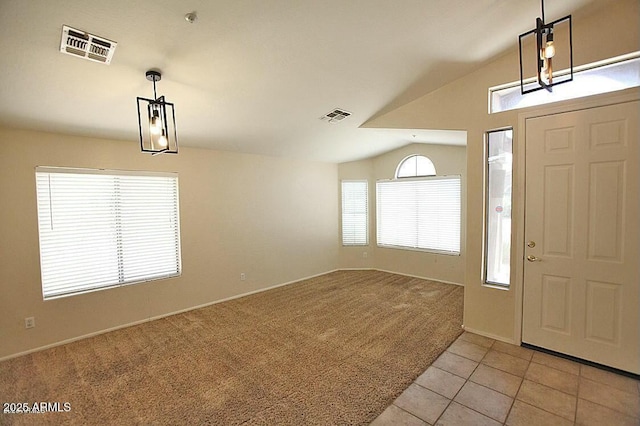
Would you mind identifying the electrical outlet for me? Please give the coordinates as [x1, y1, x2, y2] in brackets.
[25, 317, 35, 329]
[363, 252, 368, 258]
[240, 273, 246, 281]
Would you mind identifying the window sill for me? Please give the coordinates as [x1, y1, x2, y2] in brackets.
[482, 282, 510, 291]
[377, 244, 460, 256]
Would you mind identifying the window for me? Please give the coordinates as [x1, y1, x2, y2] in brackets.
[341, 180, 368, 245]
[396, 155, 436, 178]
[490, 54, 640, 113]
[35, 167, 181, 299]
[484, 129, 512, 287]
[377, 176, 460, 254]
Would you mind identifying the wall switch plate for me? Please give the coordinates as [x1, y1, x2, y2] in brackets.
[363, 252, 368, 258]
[25, 317, 35, 329]
[240, 273, 246, 281]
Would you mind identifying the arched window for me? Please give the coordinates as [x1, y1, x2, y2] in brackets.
[395, 155, 436, 178]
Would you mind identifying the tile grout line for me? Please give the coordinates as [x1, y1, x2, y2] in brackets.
[452, 336, 639, 424]
[427, 336, 489, 424]
[375, 333, 639, 425]
[387, 402, 429, 425]
[517, 357, 590, 423]
[573, 377, 640, 421]
[401, 334, 638, 425]
[483, 340, 515, 425]
[432, 346, 483, 426]
[574, 366, 582, 425]
[461, 340, 581, 424]
[502, 352, 584, 424]
[437, 339, 517, 424]
[430, 347, 469, 424]
[501, 353, 531, 425]
[448, 339, 594, 424]
[518, 374, 579, 422]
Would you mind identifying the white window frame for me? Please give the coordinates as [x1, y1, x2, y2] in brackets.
[341, 180, 368, 246]
[35, 167, 182, 299]
[484, 129, 513, 288]
[376, 175, 461, 255]
[395, 154, 436, 178]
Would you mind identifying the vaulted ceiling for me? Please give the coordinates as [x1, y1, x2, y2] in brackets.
[0, 0, 601, 162]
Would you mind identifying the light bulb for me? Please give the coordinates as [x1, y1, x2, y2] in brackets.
[158, 130, 168, 148]
[150, 111, 162, 135]
[544, 41, 556, 59]
[540, 61, 548, 82]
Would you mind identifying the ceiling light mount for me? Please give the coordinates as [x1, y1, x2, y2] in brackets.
[146, 70, 161, 83]
[518, 0, 573, 94]
[184, 11, 198, 24]
[136, 69, 178, 155]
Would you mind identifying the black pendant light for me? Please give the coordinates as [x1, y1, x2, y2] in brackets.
[518, 0, 573, 94]
[136, 70, 178, 155]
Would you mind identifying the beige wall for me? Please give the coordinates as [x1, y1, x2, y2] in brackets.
[339, 143, 466, 284]
[2, 0, 637, 359]
[0, 128, 339, 359]
[364, 0, 640, 342]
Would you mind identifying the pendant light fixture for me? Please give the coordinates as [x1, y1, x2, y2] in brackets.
[136, 70, 178, 154]
[518, 0, 573, 94]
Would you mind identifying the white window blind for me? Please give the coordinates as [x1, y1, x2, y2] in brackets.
[35, 167, 181, 299]
[341, 180, 368, 245]
[376, 176, 460, 254]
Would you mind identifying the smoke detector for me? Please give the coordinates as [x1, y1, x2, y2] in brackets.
[59, 25, 117, 64]
[320, 108, 351, 124]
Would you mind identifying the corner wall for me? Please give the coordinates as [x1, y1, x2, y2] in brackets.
[0, 128, 339, 359]
[339, 143, 466, 285]
[362, 0, 640, 342]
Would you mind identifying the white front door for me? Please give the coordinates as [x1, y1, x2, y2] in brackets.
[522, 100, 639, 374]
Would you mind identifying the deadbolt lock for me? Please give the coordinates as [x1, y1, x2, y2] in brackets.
[527, 241, 536, 248]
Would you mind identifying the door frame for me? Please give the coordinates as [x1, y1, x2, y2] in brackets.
[513, 87, 640, 345]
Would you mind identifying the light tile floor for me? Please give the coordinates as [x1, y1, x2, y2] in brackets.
[371, 332, 640, 426]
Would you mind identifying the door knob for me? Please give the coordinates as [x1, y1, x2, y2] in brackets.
[527, 255, 541, 262]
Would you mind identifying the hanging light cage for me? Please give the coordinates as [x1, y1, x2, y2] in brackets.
[518, 1, 573, 95]
[137, 70, 178, 155]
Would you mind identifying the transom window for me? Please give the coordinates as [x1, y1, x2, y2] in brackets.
[395, 155, 436, 178]
[490, 54, 640, 113]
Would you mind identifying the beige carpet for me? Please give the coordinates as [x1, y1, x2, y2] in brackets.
[0, 270, 463, 425]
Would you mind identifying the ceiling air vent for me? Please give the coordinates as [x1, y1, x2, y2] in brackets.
[320, 108, 351, 124]
[60, 25, 117, 64]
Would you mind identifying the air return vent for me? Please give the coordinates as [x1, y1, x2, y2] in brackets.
[60, 25, 117, 64]
[320, 108, 351, 124]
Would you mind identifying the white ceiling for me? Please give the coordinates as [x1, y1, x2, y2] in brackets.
[0, 0, 596, 163]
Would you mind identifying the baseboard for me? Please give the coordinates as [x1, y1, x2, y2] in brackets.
[462, 326, 517, 345]
[371, 268, 464, 287]
[0, 269, 339, 362]
[336, 267, 376, 271]
[1, 318, 153, 363]
[2, 268, 460, 362]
